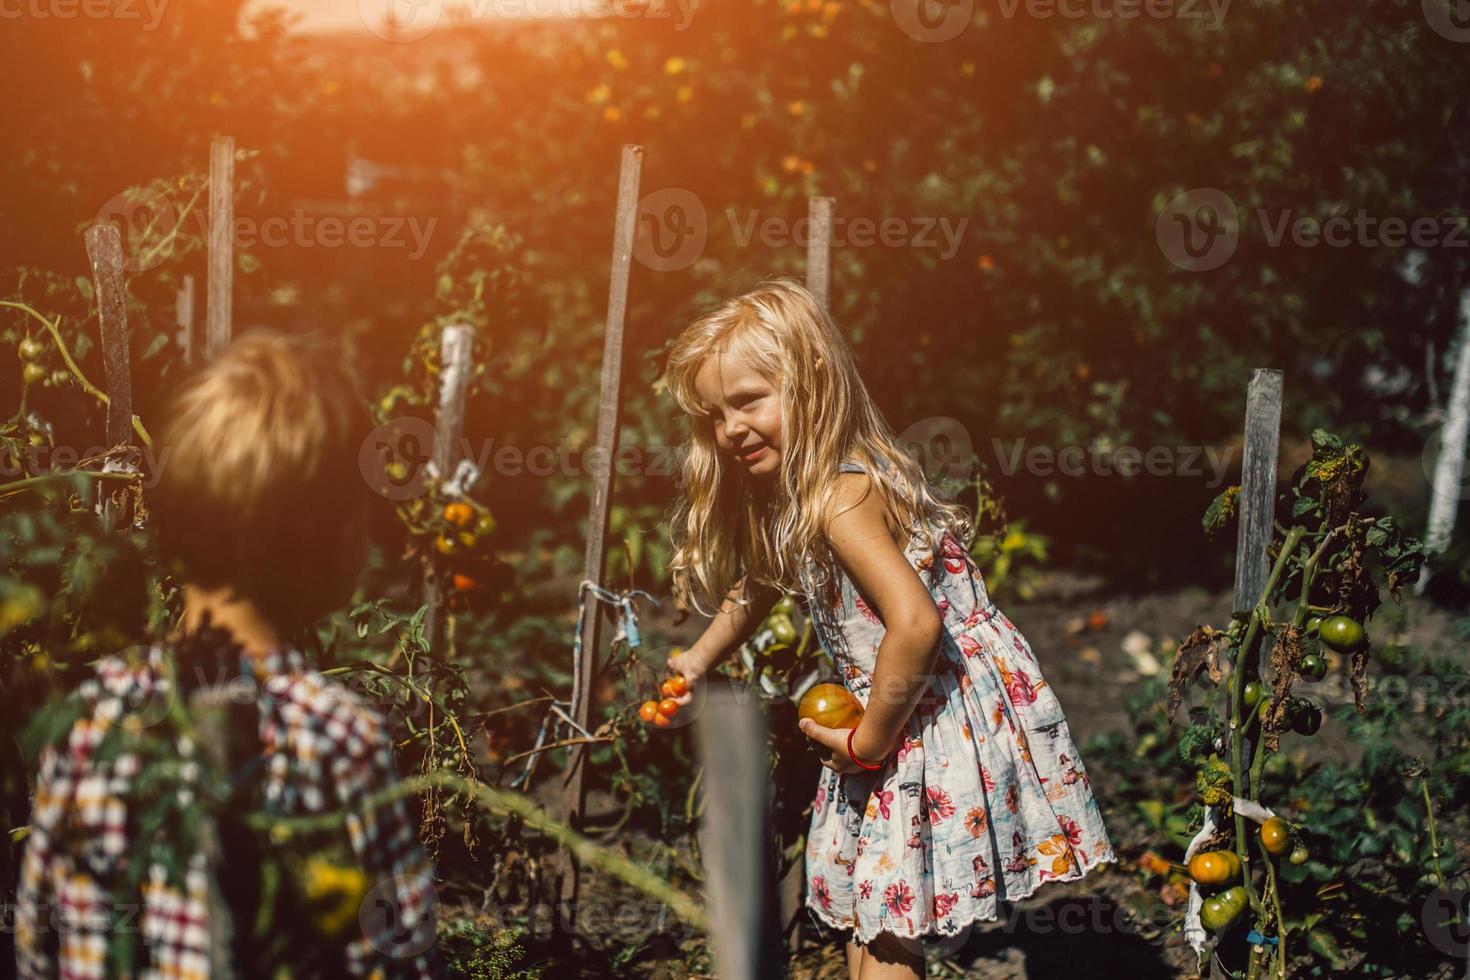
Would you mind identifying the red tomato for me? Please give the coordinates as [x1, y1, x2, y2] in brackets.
[658, 698, 680, 718]
[638, 701, 659, 723]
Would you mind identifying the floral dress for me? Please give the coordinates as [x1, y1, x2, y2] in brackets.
[798, 459, 1114, 944]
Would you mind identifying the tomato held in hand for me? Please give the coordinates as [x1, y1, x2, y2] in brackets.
[658, 698, 680, 718]
[798, 683, 863, 730]
[666, 674, 688, 696]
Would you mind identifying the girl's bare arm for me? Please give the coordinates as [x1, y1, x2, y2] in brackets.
[669, 574, 781, 693]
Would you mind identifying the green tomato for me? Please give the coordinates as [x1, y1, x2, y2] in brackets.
[18, 336, 44, 361]
[1297, 653, 1326, 682]
[1243, 680, 1265, 712]
[769, 614, 797, 644]
[1318, 615, 1365, 653]
[1200, 887, 1246, 930]
[475, 511, 496, 536]
[22, 363, 45, 385]
[1291, 700, 1322, 736]
[1289, 845, 1309, 865]
[1304, 615, 1322, 634]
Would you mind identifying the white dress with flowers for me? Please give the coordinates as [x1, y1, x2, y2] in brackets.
[797, 459, 1114, 944]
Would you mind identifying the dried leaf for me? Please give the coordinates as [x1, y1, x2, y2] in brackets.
[1167, 625, 1227, 719]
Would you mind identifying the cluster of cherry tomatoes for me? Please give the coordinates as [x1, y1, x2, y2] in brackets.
[639, 674, 689, 728]
[1189, 816, 1306, 931]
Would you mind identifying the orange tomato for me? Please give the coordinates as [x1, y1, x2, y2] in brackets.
[652, 711, 673, 728]
[658, 698, 680, 718]
[667, 674, 689, 696]
[443, 502, 475, 527]
[798, 683, 863, 730]
[660, 679, 677, 699]
[452, 573, 477, 592]
[1187, 850, 1241, 886]
[1259, 817, 1290, 856]
[638, 701, 659, 723]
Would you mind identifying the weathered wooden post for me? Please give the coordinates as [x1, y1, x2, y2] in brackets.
[422, 323, 475, 655]
[1232, 369, 1284, 618]
[206, 136, 234, 360]
[1203, 367, 1283, 979]
[84, 224, 133, 527]
[695, 689, 779, 980]
[175, 274, 195, 367]
[558, 143, 642, 927]
[805, 196, 834, 312]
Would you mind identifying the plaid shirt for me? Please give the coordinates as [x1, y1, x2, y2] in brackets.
[15, 641, 443, 979]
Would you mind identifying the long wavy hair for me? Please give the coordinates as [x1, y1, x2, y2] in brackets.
[663, 276, 972, 618]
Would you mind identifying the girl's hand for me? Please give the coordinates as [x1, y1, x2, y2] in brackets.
[798, 719, 888, 774]
[666, 646, 711, 707]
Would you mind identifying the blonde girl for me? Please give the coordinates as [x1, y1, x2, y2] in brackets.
[661, 277, 1114, 979]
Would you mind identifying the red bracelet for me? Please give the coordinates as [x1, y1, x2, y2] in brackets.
[847, 726, 885, 771]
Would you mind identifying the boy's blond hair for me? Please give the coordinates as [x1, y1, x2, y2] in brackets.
[150, 329, 372, 635]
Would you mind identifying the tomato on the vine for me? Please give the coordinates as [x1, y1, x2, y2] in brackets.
[1318, 615, 1365, 653]
[452, 573, 477, 592]
[1187, 850, 1241, 886]
[1200, 885, 1247, 930]
[434, 534, 456, 556]
[638, 701, 659, 723]
[1289, 845, 1309, 865]
[1297, 653, 1326, 681]
[1291, 701, 1322, 736]
[1243, 680, 1265, 712]
[1259, 816, 1290, 856]
[22, 363, 45, 386]
[443, 502, 474, 527]
[18, 336, 44, 361]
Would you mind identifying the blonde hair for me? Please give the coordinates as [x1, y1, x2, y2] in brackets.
[663, 276, 972, 617]
[150, 329, 372, 636]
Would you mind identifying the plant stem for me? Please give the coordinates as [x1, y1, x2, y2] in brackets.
[0, 300, 153, 448]
[1230, 525, 1307, 919]
[245, 769, 710, 931]
[0, 468, 138, 498]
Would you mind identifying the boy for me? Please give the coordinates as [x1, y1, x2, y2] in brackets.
[15, 330, 442, 977]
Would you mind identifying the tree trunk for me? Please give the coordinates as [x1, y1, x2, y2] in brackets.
[1418, 287, 1470, 594]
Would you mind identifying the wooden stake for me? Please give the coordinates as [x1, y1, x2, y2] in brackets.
[206, 136, 234, 360]
[1233, 369, 1284, 617]
[558, 143, 642, 925]
[85, 224, 134, 527]
[421, 323, 475, 655]
[695, 689, 779, 980]
[175, 274, 195, 368]
[805, 196, 834, 312]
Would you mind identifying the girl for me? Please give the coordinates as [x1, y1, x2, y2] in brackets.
[662, 278, 1114, 978]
